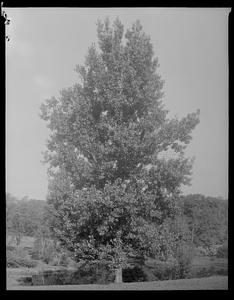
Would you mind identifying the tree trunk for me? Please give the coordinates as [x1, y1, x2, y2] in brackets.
[16, 233, 21, 246]
[41, 237, 46, 258]
[191, 224, 195, 243]
[115, 267, 123, 283]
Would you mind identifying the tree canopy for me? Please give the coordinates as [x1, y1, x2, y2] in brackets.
[40, 18, 200, 280]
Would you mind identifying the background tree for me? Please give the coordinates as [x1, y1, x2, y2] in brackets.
[40, 18, 200, 282]
[6, 195, 48, 245]
[179, 194, 228, 249]
[6, 193, 18, 238]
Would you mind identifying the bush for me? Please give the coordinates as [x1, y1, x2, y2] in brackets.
[59, 252, 70, 267]
[32, 239, 72, 266]
[27, 263, 115, 286]
[194, 264, 228, 278]
[31, 238, 42, 260]
[6, 245, 16, 252]
[196, 246, 209, 256]
[50, 255, 60, 266]
[7, 257, 21, 268]
[49, 250, 72, 267]
[207, 244, 221, 256]
[7, 248, 38, 268]
[216, 242, 228, 258]
[42, 244, 57, 264]
[23, 247, 34, 256]
[194, 266, 215, 278]
[67, 257, 79, 268]
[65, 262, 114, 284]
[141, 265, 158, 282]
[174, 243, 195, 279]
[31, 250, 40, 260]
[16, 258, 38, 268]
[151, 260, 179, 280]
[32, 238, 56, 263]
[123, 266, 147, 282]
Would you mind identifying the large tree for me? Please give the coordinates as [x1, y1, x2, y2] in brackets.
[40, 18, 200, 282]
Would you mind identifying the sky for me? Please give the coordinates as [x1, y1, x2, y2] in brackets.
[5, 7, 230, 200]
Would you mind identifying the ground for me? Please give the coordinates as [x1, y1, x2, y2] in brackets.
[7, 276, 228, 290]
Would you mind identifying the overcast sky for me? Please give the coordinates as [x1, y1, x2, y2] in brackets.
[6, 7, 230, 200]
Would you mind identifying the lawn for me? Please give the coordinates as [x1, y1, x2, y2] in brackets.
[7, 276, 228, 290]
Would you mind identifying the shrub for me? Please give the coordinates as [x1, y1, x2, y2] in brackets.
[216, 267, 228, 276]
[31, 238, 42, 260]
[7, 247, 27, 260]
[32, 237, 56, 263]
[50, 255, 60, 266]
[29, 265, 113, 286]
[174, 243, 195, 279]
[151, 260, 179, 280]
[65, 262, 114, 284]
[216, 242, 228, 258]
[67, 257, 78, 268]
[31, 250, 40, 260]
[95, 263, 115, 284]
[49, 250, 72, 267]
[123, 266, 147, 282]
[196, 246, 209, 256]
[6, 245, 16, 252]
[194, 264, 228, 278]
[207, 244, 221, 256]
[7, 248, 38, 268]
[7, 256, 21, 268]
[23, 247, 34, 256]
[194, 266, 214, 278]
[17, 258, 38, 268]
[42, 243, 57, 264]
[58, 252, 69, 267]
[141, 265, 158, 282]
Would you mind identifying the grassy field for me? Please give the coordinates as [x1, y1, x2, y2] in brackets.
[7, 276, 228, 290]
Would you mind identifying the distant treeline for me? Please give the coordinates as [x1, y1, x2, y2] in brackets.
[178, 194, 228, 248]
[6, 193, 228, 249]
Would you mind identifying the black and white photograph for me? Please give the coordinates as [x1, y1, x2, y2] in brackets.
[5, 7, 229, 290]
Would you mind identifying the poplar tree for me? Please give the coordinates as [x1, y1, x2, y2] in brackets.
[40, 18, 200, 283]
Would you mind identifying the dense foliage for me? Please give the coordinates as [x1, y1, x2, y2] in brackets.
[39, 18, 201, 279]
